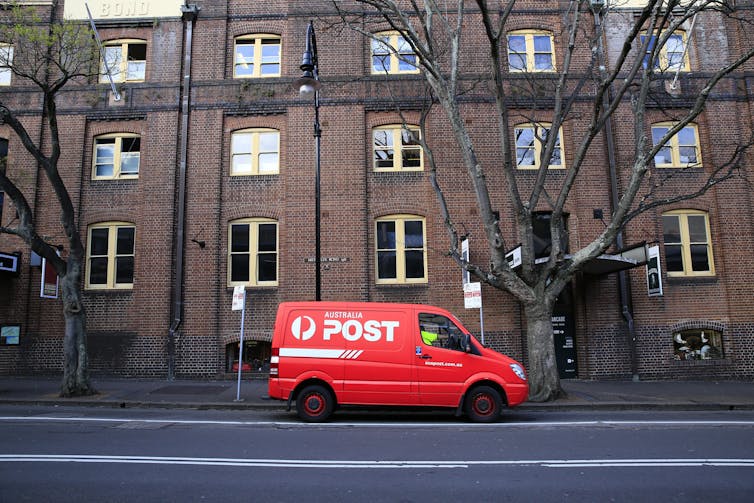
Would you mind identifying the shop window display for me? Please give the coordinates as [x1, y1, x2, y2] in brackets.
[673, 329, 723, 360]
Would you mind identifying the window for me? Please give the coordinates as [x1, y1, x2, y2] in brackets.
[419, 312, 471, 352]
[0, 43, 13, 85]
[532, 212, 568, 259]
[507, 30, 555, 72]
[652, 123, 701, 168]
[86, 222, 135, 289]
[93, 134, 141, 179]
[228, 218, 278, 287]
[234, 35, 281, 78]
[101, 40, 146, 83]
[231, 128, 279, 175]
[662, 210, 714, 277]
[371, 31, 418, 75]
[514, 123, 564, 169]
[376, 215, 426, 284]
[641, 31, 689, 72]
[373, 125, 422, 171]
[673, 329, 724, 360]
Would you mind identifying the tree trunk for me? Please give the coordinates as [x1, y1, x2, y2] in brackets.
[58, 265, 95, 397]
[523, 301, 563, 402]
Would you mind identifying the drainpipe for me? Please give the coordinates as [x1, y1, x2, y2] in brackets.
[168, 3, 200, 379]
[592, 4, 639, 381]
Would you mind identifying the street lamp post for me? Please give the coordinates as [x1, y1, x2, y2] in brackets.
[294, 21, 322, 301]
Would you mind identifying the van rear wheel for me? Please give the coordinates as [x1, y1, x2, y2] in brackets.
[296, 384, 334, 422]
[465, 385, 502, 423]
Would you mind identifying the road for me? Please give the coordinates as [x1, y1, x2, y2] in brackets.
[1, 405, 753, 502]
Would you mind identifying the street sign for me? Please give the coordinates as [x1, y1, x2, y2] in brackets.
[464, 282, 482, 309]
[232, 285, 245, 311]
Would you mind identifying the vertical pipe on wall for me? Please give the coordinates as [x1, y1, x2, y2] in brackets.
[168, 3, 199, 379]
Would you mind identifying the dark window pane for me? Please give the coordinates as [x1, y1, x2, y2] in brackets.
[405, 250, 424, 279]
[377, 222, 396, 249]
[258, 224, 277, 252]
[116, 227, 134, 255]
[687, 215, 708, 243]
[664, 244, 683, 272]
[258, 253, 277, 282]
[231, 255, 250, 282]
[89, 257, 108, 284]
[662, 216, 681, 244]
[90, 228, 109, 255]
[404, 221, 424, 248]
[231, 224, 249, 252]
[115, 256, 134, 284]
[377, 251, 396, 279]
[127, 43, 146, 60]
[690, 244, 710, 272]
[402, 149, 421, 168]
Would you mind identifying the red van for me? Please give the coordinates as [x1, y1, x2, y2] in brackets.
[268, 301, 528, 422]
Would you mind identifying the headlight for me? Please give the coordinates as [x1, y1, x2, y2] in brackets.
[509, 363, 527, 381]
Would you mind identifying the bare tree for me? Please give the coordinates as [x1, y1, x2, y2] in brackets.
[0, 4, 100, 396]
[333, 0, 754, 400]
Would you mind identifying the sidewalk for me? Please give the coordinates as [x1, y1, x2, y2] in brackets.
[1, 375, 753, 411]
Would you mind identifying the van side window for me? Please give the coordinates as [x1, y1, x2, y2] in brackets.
[419, 313, 468, 352]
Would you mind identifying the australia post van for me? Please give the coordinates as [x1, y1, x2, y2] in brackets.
[268, 301, 528, 422]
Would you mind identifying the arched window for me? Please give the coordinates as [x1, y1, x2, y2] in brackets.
[86, 222, 136, 290]
[375, 215, 427, 284]
[228, 218, 278, 287]
[507, 30, 555, 72]
[641, 30, 690, 72]
[514, 123, 564, 169]
[371, 31, 418, 75]
[651, 123, 701, 168]
[662, 210, 714, 277]
[373, 125, 422, 171]
[92, 133, 141, 179]
[231, 128, 279, 175]
[234, 34, 281, 78]
[101, 39, 146, 83]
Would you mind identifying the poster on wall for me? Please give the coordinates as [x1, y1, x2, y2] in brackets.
[1, 325, 20, 345]
[646, 245, 663, 297]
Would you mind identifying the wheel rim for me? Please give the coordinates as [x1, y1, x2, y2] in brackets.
[304, 393, 325, 416]
[472, 393, 495, 417]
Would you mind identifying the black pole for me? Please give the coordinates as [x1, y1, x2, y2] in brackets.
[298, 21, 322, 301]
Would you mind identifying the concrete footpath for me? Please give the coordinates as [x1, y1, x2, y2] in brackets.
[1, 376, 753, 411]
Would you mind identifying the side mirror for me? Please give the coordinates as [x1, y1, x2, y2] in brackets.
[463, 334, 471, 353]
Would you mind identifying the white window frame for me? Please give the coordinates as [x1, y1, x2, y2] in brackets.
[507, 30, 556, 73]
[651, 122, 701, 168]
[371, 31, 419, 75]
[662, 210, 715, 277]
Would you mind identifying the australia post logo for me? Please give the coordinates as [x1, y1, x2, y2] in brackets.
[290, 312, 399, 343]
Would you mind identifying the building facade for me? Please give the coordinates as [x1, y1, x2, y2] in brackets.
[1, 0, 753, 382]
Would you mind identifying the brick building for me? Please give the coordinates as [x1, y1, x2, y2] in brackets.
[1, 0, 753, 382]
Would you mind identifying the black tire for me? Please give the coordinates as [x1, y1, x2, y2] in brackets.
[465, 385, 503, 423]
[296, 384, 334, 422]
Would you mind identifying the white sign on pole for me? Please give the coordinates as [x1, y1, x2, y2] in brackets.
[461, 238, 470, 285]
[646, 245, 663, 297]
[464, 282, 482, 309]
[232, 285, 246, 311]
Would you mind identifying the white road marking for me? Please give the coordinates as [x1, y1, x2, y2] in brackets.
[1, 416, 754, 428]
[0, 455, 752, 469]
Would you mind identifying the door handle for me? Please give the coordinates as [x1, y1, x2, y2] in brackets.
[420, 354, 432, 359]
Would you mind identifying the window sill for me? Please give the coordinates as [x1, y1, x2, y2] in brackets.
[665, 275, 718, 286]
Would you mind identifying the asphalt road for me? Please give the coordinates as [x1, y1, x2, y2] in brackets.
[1, 405, 753, 502]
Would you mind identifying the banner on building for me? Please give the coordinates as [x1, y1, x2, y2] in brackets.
[646, 245, 663, 297]
[64, 0, 184, 20]
[40, 256, 59, 299]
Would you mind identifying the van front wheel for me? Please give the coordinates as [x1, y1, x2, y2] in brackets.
[465, 385, 502, 423]
[296, 384, 334, 422]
